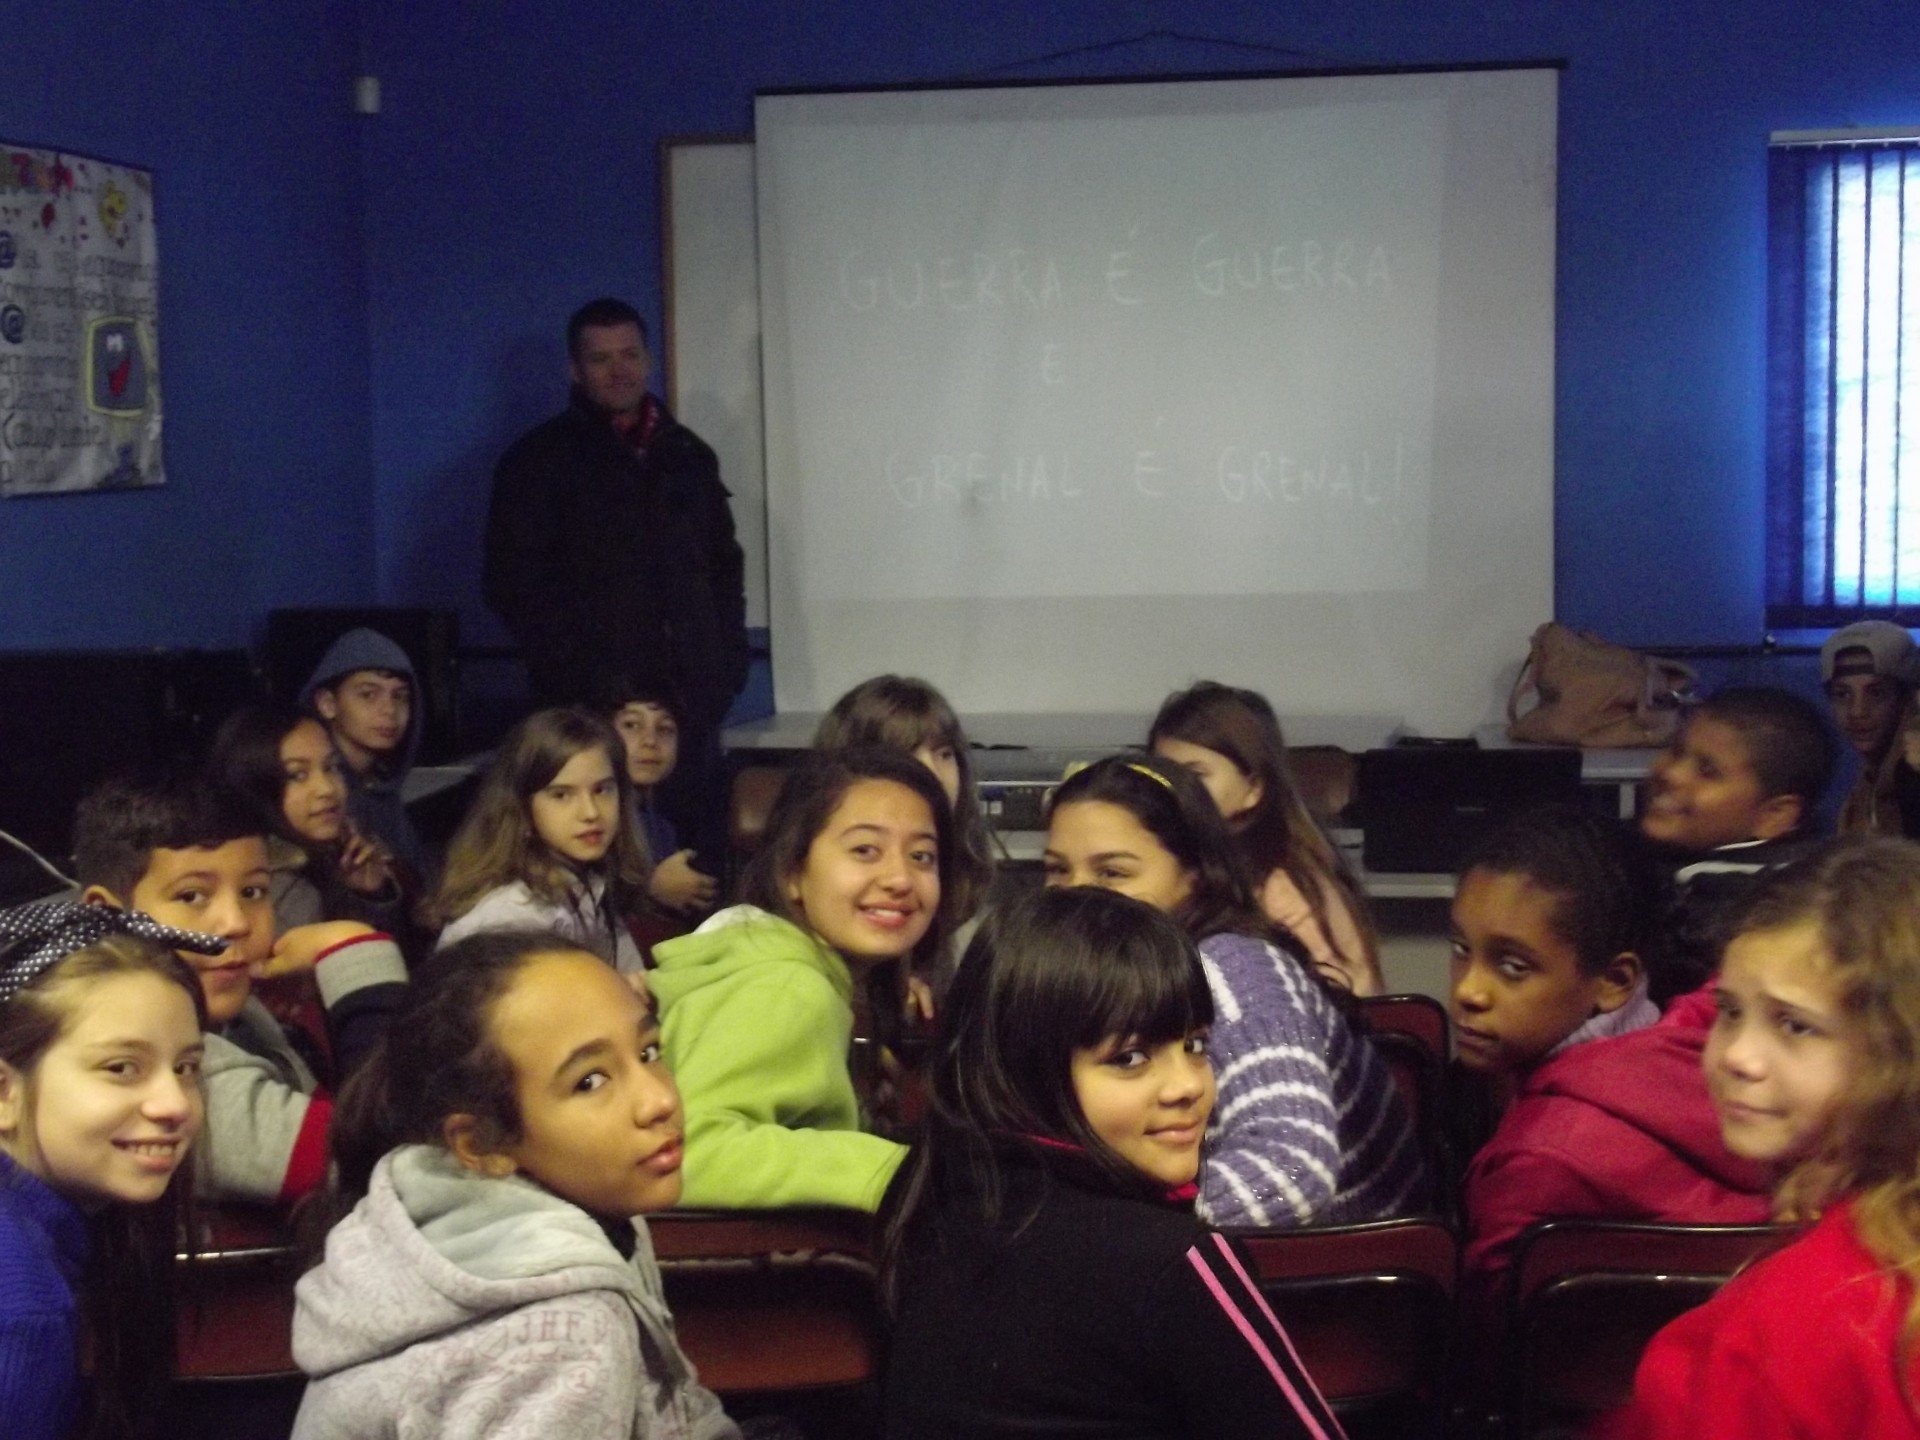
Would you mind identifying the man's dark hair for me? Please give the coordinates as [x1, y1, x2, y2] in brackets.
[566, 298, 648, 358]
[72, 763, 264, 899]
[1695, 686, 1839, 811]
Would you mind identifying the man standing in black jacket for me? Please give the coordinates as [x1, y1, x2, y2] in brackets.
[484, 297, 748, 861]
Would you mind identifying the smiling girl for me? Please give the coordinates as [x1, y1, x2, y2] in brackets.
[1604, 837, 1920, 1439]
[209, 703, 413, 940]
[0, 903, 213, 1440]
[813, 676, 997, 932]
[1043, 754, 1425, 1229]
[650, 747, 956, 1212]
[878, 886, 1344, 1440]
[433, 708, 652, 973]
[292, 931, 739, 1439]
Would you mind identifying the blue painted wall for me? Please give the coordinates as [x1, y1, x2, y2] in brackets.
[0, 2, 373, 650]
[11, 3, 1920, 672]
[356, 1, 1920, 663]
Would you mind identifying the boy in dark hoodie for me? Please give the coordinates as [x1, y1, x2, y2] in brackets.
[300, 627, 430, 885]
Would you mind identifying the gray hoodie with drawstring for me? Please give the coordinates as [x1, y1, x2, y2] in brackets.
[291, 1145, 739, 1440]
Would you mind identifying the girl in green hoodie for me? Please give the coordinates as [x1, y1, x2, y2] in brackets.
[650, 747, 956, 1212]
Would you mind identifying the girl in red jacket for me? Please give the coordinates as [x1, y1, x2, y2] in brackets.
[1603, 836, 1920, 1439]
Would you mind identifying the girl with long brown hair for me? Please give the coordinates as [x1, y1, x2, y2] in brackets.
[432, 708, 652, 972]
[1149, 681, 1384, 995]
[0, 903, 214, 1440]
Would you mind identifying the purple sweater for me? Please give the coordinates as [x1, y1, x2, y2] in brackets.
[1196, 932, 1429, 1228]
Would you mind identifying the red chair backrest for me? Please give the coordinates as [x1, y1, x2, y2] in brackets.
[1359, 992, 1449, 1063]
[1232, 1218, 1458, 1409]
[174, 1205, 301, 1380]
[1507, 1219, 1804, 1432]
[649, 1208, 881, 1396]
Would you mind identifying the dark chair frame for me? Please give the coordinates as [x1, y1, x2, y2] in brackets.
[649, 1207, 882, 1396]
[1503, 1217, 1804, 1438]
[1358, 991, 1455, 1211]
[1227, 1215, 1458, 1436]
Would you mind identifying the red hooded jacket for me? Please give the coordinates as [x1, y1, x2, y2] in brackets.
[1462, 984, 1774, 1316]
[1598, 1201, 1920, 1439]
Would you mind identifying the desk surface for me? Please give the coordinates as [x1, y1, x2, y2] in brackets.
[724, 712, 1661, 784]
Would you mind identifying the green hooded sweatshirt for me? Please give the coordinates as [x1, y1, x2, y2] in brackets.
[651, 906, 907, 1212]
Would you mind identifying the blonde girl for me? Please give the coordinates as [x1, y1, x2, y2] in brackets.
[432, 708, 651, 972]
[0, 903, 214, 1440]
[1606, 836, 1920, 1439]
[1149, 681, 1383, 995]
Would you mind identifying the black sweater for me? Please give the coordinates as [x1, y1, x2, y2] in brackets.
[882, 1155, 1343, 1440]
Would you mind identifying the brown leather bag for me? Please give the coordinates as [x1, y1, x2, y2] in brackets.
[1506, 623, 1696, 749]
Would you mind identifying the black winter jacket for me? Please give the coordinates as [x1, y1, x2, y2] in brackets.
[483, 390, 749, 720]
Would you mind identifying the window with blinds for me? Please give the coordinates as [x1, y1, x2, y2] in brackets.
[1767, 133, 1920, 627]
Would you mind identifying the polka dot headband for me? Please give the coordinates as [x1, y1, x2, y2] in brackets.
[0, 901, 227, 1004]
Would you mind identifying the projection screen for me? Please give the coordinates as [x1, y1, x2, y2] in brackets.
[756, 66, 1557, 735]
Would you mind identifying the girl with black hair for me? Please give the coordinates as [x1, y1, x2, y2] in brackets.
[208, 702, 414, 941]
[1043, 755, 1426, 1229]
[291, 931, 739, 1439]
[878, 886, 1344, 1440]
[0, 903, 213, 1440]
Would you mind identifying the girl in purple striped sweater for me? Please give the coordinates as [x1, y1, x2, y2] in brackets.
[879, 886, 1345, 1440]
[1043, 755, 1428, 1229]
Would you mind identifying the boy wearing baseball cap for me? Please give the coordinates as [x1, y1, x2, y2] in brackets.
[1822, 620, 1920, 835]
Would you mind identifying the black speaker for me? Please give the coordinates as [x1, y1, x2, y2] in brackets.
[264, 608, 459, 764]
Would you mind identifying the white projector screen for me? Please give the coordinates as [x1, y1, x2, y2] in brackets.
[757, 67, 1556, 735]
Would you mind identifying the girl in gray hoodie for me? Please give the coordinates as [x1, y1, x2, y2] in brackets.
[291, 930, 738, 1440]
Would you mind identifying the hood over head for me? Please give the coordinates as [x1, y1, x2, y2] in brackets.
[298, 627, 424, 776]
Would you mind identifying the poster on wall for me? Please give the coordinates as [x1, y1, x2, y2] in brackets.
[0, 144, 161, 497]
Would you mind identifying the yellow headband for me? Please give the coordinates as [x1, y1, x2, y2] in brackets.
[1056, 758, 1177, 792]
[1125, 761, 1175, 792]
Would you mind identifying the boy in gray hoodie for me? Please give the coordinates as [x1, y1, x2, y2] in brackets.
[301, 627, 431, 884]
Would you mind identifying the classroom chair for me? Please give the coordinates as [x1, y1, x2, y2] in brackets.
[1285, 744, 1358, 824]
[650, 1207, 883, 1396]
[1358, 991, 1454, 1202]
[1229, 1216, 1458, 1439]
[1503, 1217, 1804, 1438]
[1358, 991, 1448, 1064]
[170, 1204, 305, 1439]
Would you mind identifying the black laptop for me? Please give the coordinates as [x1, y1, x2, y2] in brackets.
[1357, 746, 1586, 875]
